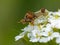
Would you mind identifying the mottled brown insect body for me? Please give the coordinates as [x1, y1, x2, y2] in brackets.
[25, 11, 34, 19]
[20, 11, 36, 24]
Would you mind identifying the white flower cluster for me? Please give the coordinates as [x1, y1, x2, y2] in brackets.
[15, 9, 60, 45]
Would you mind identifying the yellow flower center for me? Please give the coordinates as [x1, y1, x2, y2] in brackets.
[48, 32, 51, 36]
[54, 15, 59, 19]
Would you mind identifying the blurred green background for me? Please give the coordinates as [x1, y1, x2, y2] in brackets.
[0, 0, 60, 45]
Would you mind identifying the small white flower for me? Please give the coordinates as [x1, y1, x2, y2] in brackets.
[39, 32, 60, 43]
[56, 36, 60, 44]
[48, 11, 53, 16]
[33, 26, 40, 30]
[31, 29, 41, 37]
[28, 29, 41, 42]
[34, 15, 48, 24]
[15, 32, 26, 41]
[51, 32, 60, 38]
[39, 37, 50, 43]
[28, 33, 40, 42]
[22, 25, 34, 32]
[51, 19, 60, 29]
[40, 24, 53, 36]
[48, 14, 60, 29]
[29, 37, 40, 42]
[53, 12, 60, 16]
[15, 35, 24, 41]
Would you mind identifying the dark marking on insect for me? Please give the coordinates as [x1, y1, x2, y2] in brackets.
[41, 8, 45, 13]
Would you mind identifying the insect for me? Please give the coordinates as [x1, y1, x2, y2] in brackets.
[20, 11, 37, 24]
[41, 8, 48, 16]
[19, 8, 47, 24]
[35, 8, 48, 17]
